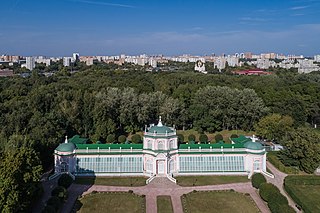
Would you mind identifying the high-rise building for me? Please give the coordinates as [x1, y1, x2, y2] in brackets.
[73, 53, 80, 62]
[26, 57, 35, 71]
[63, 57, 72, 67]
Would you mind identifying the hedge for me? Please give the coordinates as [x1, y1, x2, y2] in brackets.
[268, 201, 295, 213]
[51, 186, 68, 201]
[214, 134, 223, 142]
[188, 134, 195, 142]
[118, 135, 127, 144]
[251, 173, 266, 189]
[131, 134, 142, 144]
[259, 183, 280, 202]
[58, 173, 73, 189]
[177, 134, 184, 143]
[199, 134, 208, 144]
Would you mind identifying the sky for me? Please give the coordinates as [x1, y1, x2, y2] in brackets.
[0, 0, 320, 56]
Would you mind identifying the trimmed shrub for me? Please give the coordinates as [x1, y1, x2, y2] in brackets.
[106, 134, 116, 143]
[47, 196, 61, 211]
[57, 173, 73, 189]
[268, 201, 295, 213]
[214, 134, 223, 142]
[251, 173, 267, 189]
[131, 134, 142, 144]
[42, 205, 56, 213]
[269, 191, 288, 206]
[230, 134, 238, 138]
[118, 135, 127, 144]
[259, 183, 280, 202]
[51, 186, 68, 201]
[177, 134, 184, 143]
[199, 134, 208, 144]
[188, 134, 195, 143]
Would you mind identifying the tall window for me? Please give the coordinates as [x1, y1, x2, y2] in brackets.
[147, 140, 152, 149]
[146, 159, 153, 173]
[158, 141, 164, 150]
[169, 160, 174, 173]
[60, 162, 68, 173]
[254, 160, 260, 171]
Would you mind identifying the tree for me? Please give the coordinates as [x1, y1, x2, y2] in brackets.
[255, 114, 294, 142]
[188, 134, 196, 143]
[215, 134, 223, 143]
[251, 173, 266, 189]
[131, 134, 142, 144]
[106, 134, 116, 144]
[230, 134, 238, 138]
[118, 135, 127, 144]
[177, 134, 184, 144]
[0, 148, 43, 212]
[57, 174, 73, 189]
[280, 128, 320, 173]
[199, 134, 208, 144]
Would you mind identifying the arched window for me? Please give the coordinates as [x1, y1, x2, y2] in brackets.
[158, 141, 164, 150]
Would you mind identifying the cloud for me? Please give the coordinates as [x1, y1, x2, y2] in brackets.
[68, 0, 136, 8]
[290, 5, 310, 10]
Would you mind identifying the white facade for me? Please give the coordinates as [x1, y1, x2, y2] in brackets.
[26, 57, 35, 71]
[54, 118, 267, 179]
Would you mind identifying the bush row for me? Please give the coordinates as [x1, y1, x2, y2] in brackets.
[251, 173, 266, 189]
[267, 152, 298, 174]
[259, 183, 295, 213]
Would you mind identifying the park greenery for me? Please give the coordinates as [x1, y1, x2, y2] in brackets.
[0, 62, 320, 209]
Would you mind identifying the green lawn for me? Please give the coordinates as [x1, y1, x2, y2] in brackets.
[284, 176, 320, 213]
[176, 175, 249, 186]
[157, 196, 173, 213]
[74, 176, 147, 186]
[182, 190, 260, 213]
[288, 185, 320, 212]
[76, 192, 145, 213]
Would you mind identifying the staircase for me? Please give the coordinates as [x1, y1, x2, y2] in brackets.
[147, 176, 177, 187]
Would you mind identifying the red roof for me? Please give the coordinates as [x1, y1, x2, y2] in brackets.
[232, 70, 272, 76]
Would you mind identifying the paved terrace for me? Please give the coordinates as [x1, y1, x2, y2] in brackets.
[62, 177, 269, 213]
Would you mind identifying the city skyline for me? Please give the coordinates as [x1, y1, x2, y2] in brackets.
[1, 0, 320, 56]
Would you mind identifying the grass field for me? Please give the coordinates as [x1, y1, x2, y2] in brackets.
[284, 176, 320, 213]
[176, 175, 249, 186]
[74, 176, 147, 186]
[157, 196, 173, 213]
[76, 192, 145, 213]
[287, 185, 320, 212]
[181, 190, 259, 213]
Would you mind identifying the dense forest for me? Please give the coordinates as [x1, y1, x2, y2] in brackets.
[0, 63, 320, 211]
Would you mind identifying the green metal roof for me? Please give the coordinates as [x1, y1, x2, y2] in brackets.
[76, 143, 143, 150]
[230, 135, 251, 144]
[147, 125, 174, 134]
[244, 141, 263, 150]
[179, 143, 245, 149]
[68, 135, 88, 144]
[56, 143, 76, 152]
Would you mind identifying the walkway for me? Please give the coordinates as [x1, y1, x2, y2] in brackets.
[266, 161, 300, 212]
[64, 177, 270, 213]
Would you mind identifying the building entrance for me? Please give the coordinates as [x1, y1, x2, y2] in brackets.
[157, 160, 165, 174]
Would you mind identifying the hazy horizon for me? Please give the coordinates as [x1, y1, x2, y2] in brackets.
[1, 0, 320, 56]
